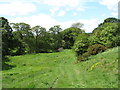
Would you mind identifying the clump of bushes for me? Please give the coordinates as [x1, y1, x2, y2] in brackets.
[87, 44, 107, 55]
[77, 44, 107, 62]
[77, 52, 90, 61]
[73, 33, 89, 56]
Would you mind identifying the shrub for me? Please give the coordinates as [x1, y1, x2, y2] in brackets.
[87, 44, 107, 55]
[77, 52, 90, 61]
[62, 27, 84, 49]
[89, 21, 119, 48]
[77, 44, 107, 62]
[73, 33, 89, 56]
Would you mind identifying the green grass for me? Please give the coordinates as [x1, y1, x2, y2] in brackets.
[2, 47, 119, 88]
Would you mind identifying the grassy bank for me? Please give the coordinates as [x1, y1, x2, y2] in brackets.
[2, 47, 119, 88]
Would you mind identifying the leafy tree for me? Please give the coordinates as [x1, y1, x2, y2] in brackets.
[71, 22, 83, 29]
[32, 25, 49, 53]
[98, 17, 120, 27]
[73, 33, 89, 56]
[99, 23, 119, 47]
[11, 23, 33, 53]
[89, 18, 120, 48]
[0, 17, 15, 56]
[48, 25, 63, 51]
[62, 27, 84, 49]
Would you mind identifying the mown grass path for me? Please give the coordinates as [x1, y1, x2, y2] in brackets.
[2, 47, 119, 88]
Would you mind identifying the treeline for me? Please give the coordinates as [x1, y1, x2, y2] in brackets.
[73, 17, 120, 61]
[1, 17, 120, 62]
[1, 17, 84, 57]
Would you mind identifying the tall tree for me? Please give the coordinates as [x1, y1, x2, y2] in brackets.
[11, 23, 33, 53]
[48, 25, 63, 51]
[62, 27, 85, 49]
[71, 22, 83, 29]
[73, 33, 89, 56]
[32, 25, 48, 53]
[0, 17, 14, 56]
[89, 17, 120, 48]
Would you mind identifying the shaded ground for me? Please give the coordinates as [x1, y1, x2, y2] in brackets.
[2, 57, 16, 71]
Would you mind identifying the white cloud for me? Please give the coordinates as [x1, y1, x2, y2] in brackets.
[9, 14, 72, 31]
[1, 0, 108, 32]
[0, 0, 15, 2]
[50, 7, 59, 16]
[0, 0, 87, 17]
[111, 12, 118, 17]
[9, 13, 101, 33]
[58, 10, 66, 16]
[99, 0, 119, 18]
[9, 14, 57, 30]
[65, 8, 71, 11]
[0, 1, 36, 16]
[43, 0, 87, 16]
[9, 14, 73, 31]
[78, 19, 101, 32]
[43, 0, 80, 7]
[73, 12, 77, 16]
[99, 0, 119, 11]
[0, 0, 42, 3]
[76, 7, 86, 12]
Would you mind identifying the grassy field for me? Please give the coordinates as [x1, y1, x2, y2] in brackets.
[2, 47, 119, 88]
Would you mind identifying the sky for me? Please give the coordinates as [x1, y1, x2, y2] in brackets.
[0, 0, 119, 32]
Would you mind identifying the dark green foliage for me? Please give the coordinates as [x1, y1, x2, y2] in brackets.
[87, 44, 107, 55]
[77, 44, 107, 62]
[98, 17, 120, 27]
[62, 27, 84, 49]
[103, 17, 120, 23]
[71, 22, 83, 29]
[48, 25, 63, 51]
[2, 17, 120, 62]
[90, 18, 120, 48]
[73, 33, 89, 56]
[11, 22, 34, 54]
[32, 25, 48, 53]
[0, 17, 15, 56]
[77, 52, 90, 61]
[75, 17, 119, 62]
[99, 23, 119, 47]
[10, 38, 26, 55]
[2, 57, 16, 70]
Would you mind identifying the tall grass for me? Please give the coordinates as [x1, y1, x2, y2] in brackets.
[2, 47, 119, 88]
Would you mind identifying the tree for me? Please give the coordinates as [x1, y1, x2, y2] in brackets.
[99, 23, 119, 47]
[11, 23, 33, 54]
[73, 33, 89, 56]
[0, 17, 15, 56]
[62, 27, 85, 49]
[71, 22, 83, 29]
[32, 25, 49, 53]
[48, 25, 63, 51]
[89, 17, 120, 48]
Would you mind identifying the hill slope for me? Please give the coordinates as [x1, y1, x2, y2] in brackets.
[2, 47, 119, 88]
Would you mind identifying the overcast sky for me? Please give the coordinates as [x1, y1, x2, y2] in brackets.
[0, 0, 119, 32]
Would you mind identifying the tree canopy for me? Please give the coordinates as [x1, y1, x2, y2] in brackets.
[1, 17, 119, 58]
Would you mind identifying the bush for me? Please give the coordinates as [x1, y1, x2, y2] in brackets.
[87, 44, 107, 55]
[73, 33, 89, 56]
[62, 27, 84, 49]
[89, 21, 119, 48]
[77, 52, 90, 61]
[77, 44, 107, 62]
